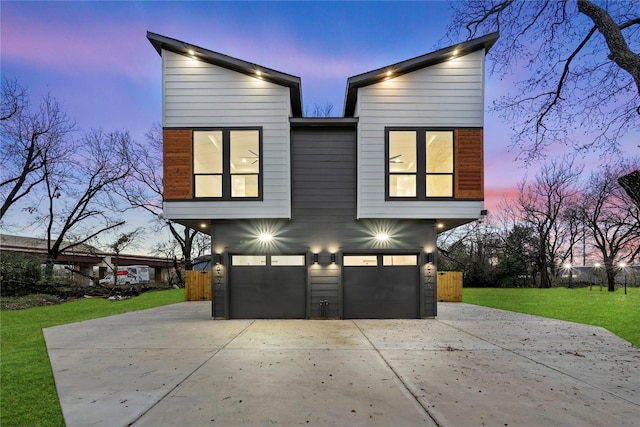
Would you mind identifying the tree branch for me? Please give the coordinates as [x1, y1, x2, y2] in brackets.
[577, 0, 640, 98]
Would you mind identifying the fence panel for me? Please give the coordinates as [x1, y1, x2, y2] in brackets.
[185, 270, 212, 301]
[437, 271, 463, 302]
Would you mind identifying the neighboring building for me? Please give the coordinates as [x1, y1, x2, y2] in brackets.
[147, 31, 499, 319]
[0, 234, 173, 285]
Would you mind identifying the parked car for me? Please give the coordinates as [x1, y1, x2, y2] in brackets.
[99, 273, 139, 286]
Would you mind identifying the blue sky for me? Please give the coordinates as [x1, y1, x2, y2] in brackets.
[2, 1, 637, 250]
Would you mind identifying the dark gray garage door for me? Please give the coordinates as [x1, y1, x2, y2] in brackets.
[229, 255, 306, 319]
[343, 254, 419, 319]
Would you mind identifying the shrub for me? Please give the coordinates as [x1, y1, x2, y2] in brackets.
[0, 252, 43, 294]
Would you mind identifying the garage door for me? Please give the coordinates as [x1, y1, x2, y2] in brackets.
[343, 254, 419, 319]
[229, 255, 306, 319]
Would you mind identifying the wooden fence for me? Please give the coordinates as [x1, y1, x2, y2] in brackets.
[185, 270, 212, 301]
[437, 271, 463, 302]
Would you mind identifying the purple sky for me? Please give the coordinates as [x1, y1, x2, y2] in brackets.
[2, 1, 637, 247]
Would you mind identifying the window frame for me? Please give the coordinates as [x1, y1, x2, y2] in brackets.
[192, 127, 263, 201]
[385, 127, 455, 201]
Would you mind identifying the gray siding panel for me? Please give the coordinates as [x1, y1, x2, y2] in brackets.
[355, 49, 486, 219]
[161, 49, 292, 219]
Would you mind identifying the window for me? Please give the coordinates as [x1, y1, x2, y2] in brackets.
[382, 255, 418, 266]
[193, 129, 262, 199]
[231, 255, 266, 266]
[386, 129, 453, 199]
[343, 255, 378, 266]
[271, 255, 305, 266]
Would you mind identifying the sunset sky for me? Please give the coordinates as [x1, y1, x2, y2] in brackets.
[2, 1, 637, 250]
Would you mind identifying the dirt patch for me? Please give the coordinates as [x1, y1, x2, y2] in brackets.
[0, 282, 177, 310]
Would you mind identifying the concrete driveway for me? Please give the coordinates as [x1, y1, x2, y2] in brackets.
[44, 302, 639, 426]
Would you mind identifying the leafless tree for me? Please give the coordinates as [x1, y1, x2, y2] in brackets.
[446, 0, 639, 162]
[0, 78, 74, 219]
[103, 228, 144, 286]
[578, 161, 640, 291]
[119, 123, 202, 269]
[515, 156, 583, 287]
[619, 170, 640, 207]
[39, 129, 133, 269]
[305, 102, 334, 117]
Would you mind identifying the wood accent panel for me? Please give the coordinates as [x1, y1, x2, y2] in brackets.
[163, 129, 193, 200]
[454, 129, 483, 199]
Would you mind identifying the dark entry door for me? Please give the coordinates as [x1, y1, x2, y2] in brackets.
[229, 255, 306, 319]
[343, 254, 419, 319]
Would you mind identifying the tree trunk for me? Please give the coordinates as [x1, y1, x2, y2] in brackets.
[604, 259, 617, 292]
[539, 257, 552, 288]
[618, 171, 640, 208]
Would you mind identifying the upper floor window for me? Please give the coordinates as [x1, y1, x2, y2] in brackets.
[193, 129, 262, 199]
[386, 128, 453, 199]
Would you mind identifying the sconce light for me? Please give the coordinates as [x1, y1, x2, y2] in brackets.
[313, 253, 319, 264]
[425, 252, 434, 264]
[214, 254, 222, 265]
[330, 253, 336, 264]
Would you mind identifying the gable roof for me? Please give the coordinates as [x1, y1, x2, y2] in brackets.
[342, 32, 499, 117]
[147, 32, 303, 117]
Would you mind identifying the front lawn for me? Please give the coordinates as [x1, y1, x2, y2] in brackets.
[0, 288, 185, 427]
[463, 287, 639, 347]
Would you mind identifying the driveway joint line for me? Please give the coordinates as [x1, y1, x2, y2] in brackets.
[127, 320, 256, 426]
[351, 320, 444, 427]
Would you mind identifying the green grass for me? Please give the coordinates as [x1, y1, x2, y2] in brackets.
[0, 288, 185, 427]
[463, 287, 640, 347]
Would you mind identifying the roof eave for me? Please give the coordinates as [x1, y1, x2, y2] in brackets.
[343, 32, 499, 117]
[146, 31, 303, 117]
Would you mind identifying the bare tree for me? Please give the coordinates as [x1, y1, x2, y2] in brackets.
[119, 123, 202, 270]
[103, 228, 144, 286]
[0, 78, 74, 219]
[437, 219, 502, 286]
[579, 161, 640, 291]
[619, 170, 640, 207]
[39, 129, 133, 268]
[305, 102, 334, 117]
[515, 156, 583, 288]
[496, 202, 541, 287]
[446, 1, 639, 161]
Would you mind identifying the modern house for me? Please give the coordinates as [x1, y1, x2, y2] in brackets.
[147, 31, 498, 319]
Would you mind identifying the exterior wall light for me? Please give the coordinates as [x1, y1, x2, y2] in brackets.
[375, 233, 389, 242]
[425, 252, 434, 264]
[214, 254, 222, 265]
[258, 233, 273, 242]
[330, 253, 336, 264]
[313, 253, 319, 264]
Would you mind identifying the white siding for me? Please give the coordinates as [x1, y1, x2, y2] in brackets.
[356, 50, 485, 219]
[162, 50, 292, 219]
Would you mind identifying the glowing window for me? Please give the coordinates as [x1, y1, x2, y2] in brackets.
[193, 129, 261, 199]
[343, 255, 378, 266]
[386, 128, 454, 199]
[232, 255, 266, 266]
[230, 130, 260, 197]
[388, 131, 417, 197]
[382, 255, 418, 266]
[271, 255, 305, 266]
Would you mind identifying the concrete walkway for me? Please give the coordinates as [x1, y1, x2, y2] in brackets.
[44, 303, 640, 426]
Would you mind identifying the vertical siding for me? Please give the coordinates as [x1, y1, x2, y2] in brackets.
[356, 50, 486, 219]
[162, 49, 291, 219]
[455, 129, 484, 199]
[212, 255, 227, 318]
[163, 129, 193, 199]
[309, 263, 341, 318]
